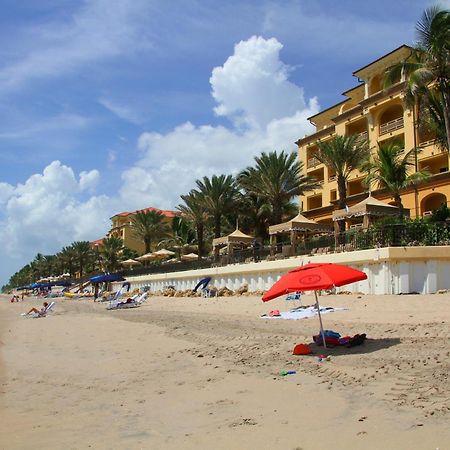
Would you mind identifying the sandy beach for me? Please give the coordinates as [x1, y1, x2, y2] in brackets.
[1, 292, 449, 449]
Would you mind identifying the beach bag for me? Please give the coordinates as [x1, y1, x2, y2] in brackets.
[293, 343, 312, 355]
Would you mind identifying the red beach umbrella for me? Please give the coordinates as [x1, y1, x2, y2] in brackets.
[262, 263, 367, 347]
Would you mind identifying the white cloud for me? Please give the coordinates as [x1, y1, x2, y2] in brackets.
[120, 36, 318, 210]
[0, 161, 113, 264]
[0, 0, 152, 95]
[98, 98, 141, 124]
[79, 169, 100, 192]
[211, 36, 309, 128]
[0, 182, 14, 205]
[0, 113, 92, 140]
[1, 36, 319, 286]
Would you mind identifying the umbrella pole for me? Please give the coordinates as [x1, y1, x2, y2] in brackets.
[314, 290, 327, 348]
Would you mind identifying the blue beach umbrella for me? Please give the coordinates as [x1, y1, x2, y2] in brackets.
[90, 274, 126, 284]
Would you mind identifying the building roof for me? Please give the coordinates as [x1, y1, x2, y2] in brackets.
[111, 206, 177, 219]
[269, 212, 332, 234]
[90, 238, 105, 246]
[353, 45, 411, 79]
[212, 228, 254, 248]
[332, 195, 400, 221]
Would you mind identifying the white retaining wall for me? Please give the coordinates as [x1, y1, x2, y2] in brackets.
[119, 246, 450, 295]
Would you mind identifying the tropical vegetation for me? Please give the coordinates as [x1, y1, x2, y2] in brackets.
[315, 135, 370, 232]
[3, 5, 449, 292]
[384, 5, 450, 150]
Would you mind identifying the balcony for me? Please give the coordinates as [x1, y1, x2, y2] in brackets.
[307, 157, 321, 169]
[355, 131, 368, 143]
[379, 117, 404, 136]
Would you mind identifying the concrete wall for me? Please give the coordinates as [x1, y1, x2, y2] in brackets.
[119, 246, 450, 295]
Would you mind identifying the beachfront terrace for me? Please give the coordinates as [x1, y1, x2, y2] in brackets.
[118, 220, 450, 278]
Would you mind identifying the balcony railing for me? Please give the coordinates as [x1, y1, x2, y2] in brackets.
[328, 175, 336, 182]
[355, 131, 368, 143]
[307, 157, 321, 169]
[379, 117, 404, 135]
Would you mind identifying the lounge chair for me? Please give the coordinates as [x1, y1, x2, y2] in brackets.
[22, 302, 55, 318]
[107, 292, 148, 310]
[285, 291, 302, 307]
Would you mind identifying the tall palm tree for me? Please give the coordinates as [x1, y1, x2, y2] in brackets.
[58, 246, 77, 277]
[99, 236, 124, 272]
[70, 241, 94, 277]
[314, 135, 370, 232]
[364, 141, 429, 219]
[419, 88, 449, 151]
[194, 174, 238, 238]
[159, 216, 196, 258]
[130, 210, 170, 254]
[384, 6, 450, 150]
[238, 150, 319, 226]
[177, 190, 209, 256]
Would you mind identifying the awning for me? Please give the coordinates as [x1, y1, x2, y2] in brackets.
[212, 228, 254, 249]
[269, 212, 332, 235]
[332, 195, 401, 221]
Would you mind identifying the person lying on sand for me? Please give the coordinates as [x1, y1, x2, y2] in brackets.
[118, 298, 135, 306]
[24, 302, 49, 317]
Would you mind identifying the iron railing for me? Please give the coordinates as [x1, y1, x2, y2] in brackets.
[116, 221, 450, 277]
[379, 117, 404, 135]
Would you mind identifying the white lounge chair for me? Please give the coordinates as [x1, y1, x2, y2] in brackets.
[107, 291, 148, 310]
[22, 302, 55, 318]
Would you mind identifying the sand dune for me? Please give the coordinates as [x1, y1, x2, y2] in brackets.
[1, 293, 449, 449]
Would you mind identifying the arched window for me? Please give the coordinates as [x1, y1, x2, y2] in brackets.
[421, 193, 447, 216]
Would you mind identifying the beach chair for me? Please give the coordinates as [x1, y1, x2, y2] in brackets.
[107, 292, 148, 310]
[285, 292, 302, 308]
[22, 302, 55, 318]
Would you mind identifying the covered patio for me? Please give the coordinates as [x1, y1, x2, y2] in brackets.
[212, 228, 255, 260]
[269, 212, 332, 256]
[332, 194, 406, 231]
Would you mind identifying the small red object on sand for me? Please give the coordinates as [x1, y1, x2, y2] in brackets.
[293, 343, 312, 355]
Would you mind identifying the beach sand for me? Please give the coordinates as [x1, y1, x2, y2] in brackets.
[0, 292, 449, 449]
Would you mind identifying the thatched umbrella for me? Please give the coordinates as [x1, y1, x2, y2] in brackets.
[121, 258, 142, 267]
[181, 253, 199, 261]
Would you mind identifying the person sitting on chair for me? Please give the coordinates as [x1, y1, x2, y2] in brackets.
[24, 302, 49, 316]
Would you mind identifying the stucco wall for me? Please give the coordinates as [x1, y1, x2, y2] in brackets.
[119, 246, 450, 295]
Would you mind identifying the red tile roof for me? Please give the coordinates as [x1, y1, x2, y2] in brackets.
[112, 207, 177, 219]
[90, 238, 105, 246]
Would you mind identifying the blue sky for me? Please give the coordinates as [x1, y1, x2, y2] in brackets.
[0, 0, 446, 286]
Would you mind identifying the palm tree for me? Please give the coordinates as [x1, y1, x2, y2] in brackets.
[194, 174, 238, 238]
[70, 241, 93, 277]
[159, 216, 196, 258]
[99, 236, 124, 272]
[130, 210, 170, 254]
[234, 192, 271, 241]
[314, 135, 370, 232]
[384, 6, 450, 150]
[419, 88, 449, 151]
[238, 150, 319, 226]
[58, 246, 77, 277]
[363, 141, 429, 219]
[177, 190, 209, 256]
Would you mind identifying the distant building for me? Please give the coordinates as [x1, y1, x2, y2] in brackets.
[297, 45, 449, 226]
[107, 207, 177, 253]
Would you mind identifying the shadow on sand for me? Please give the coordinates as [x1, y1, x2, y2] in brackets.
[309, 337, 402, 356]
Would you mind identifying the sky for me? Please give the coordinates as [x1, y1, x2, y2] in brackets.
[0, 0, 447, 286]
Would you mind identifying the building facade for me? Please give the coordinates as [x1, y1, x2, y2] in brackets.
[107, 207, 177, 254]
[297, 45, 450, 226]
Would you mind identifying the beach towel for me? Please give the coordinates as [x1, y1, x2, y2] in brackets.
[260, 306, 347, 320]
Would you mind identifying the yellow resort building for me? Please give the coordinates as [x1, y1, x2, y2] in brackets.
[107, 207, 177, 254]
[297, 45, 450, 226]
